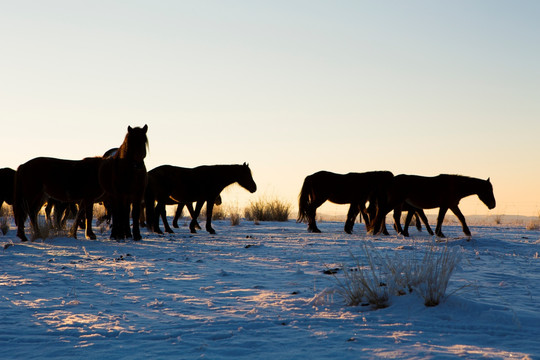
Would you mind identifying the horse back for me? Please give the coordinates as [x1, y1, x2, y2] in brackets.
[18, 157, 104, 202]
[148, 165, 229, 203]
[392, 174, 456, 209]
[306, 170, 393, 204]
[0, 168, 16, 205]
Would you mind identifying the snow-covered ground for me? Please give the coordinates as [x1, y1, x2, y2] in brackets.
[1, 216, 539, 359]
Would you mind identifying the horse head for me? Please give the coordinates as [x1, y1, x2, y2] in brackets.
[124, 125, 149, 163]
[238, 163, 257, 193]
[478, 178, 496, 210]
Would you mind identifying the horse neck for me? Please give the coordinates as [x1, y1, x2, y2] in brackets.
[215, 165, 241, 187]
[456, 176, 484, 198]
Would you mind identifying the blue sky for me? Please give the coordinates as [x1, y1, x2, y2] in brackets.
[2, 1, 539, 216]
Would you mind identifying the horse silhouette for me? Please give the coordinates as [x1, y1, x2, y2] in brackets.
[145, 163, 256, 234]
[298, 170, 395, 233]
[14, 157, 104, 241]
[371, 174, 495, 237]
[99, 125, 148, 240]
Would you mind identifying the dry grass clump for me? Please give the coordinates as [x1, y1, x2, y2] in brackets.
[412, 244, 462, 306]
[526, 211, 540, 231]
[31, 215, 72, 240]
[1, 204, 11, 235]
[526, 221, 540, 231]
[336, 248, 390, 309]
[244, 197, 291, 222]
[335, 241, 462, 308]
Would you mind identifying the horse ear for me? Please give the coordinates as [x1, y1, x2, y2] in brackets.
[143, 124, 148, 133]
[243, 162, 249, 167]
[487, 177, 491, 183]
[128, 126, 133, 132]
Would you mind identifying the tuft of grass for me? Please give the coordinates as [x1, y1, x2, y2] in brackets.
[1, 204, 11, 235]
[335, 245, 391, 309]
[334, 241, 462, 308]
[31, 214, 71, 241]
[228, 204, 241, 226]
[526, 221, 540, 231]
[244, 197, 291, 222]
[526, 211, 540, 231]
[413, 244, 462, 306]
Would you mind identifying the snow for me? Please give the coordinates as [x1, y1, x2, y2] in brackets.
[1, 218, 539, 359]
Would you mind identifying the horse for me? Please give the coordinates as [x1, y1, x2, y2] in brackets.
[99, 125, 148, 240]
[145, 163, 256, 234]
[14, 157, 104, 241]
[371, 174, 495, 238]
[297, 170, 394, 233]
[172, 195, 222, 229]
[0, 168, 16, 208]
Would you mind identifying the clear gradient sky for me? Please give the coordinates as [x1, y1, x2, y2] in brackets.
[2, 1, 539, 217]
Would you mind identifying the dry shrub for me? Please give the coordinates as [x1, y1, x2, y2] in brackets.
[244, 197, 291, 222]
[335, 242, 462, 308]
[228, 205, 241, 226]
[413, 244, 462, 306]
[526, 221, 540, 231]
[230, 212, 241, 226]
[1, 204, 11, 235]
[526, 211, 540, 231]
[336, 248, 390, 309]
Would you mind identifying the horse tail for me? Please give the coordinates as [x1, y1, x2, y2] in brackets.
[297, 175, 313, 223]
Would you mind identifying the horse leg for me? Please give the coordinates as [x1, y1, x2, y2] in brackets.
[131, 200, 142, 240]
[344, 204, 360, 234]
[190, 202, 204, 233]
[205, 201, 216, 234]
[307, 199, 324, 233]
[152, 201, 165, 234]
[417, 209, 434, 235]
[110, 198, 126, 240]
[69, 202, 83, 239]
[172, 204, 184, 228]
[189, 203, 202, 230]
[450, 205, 471, 237]
[435, 207, 448, 238]
[160, 202, 174, 234]
[15, 200, 31, 242]
[393, 205, 405, 236]
[402, 209, 414, 237]
[120, 200, 131, 239]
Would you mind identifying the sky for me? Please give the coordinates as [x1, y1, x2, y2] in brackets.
[1, 1, 539, 217]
